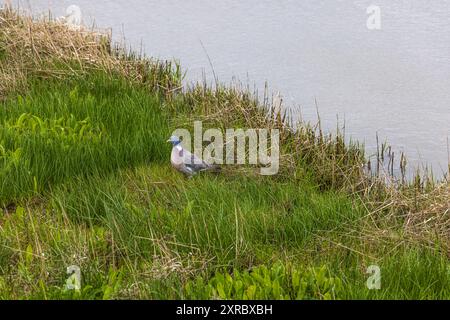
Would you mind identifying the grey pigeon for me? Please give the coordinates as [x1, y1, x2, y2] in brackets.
[167, 135, 220, 177]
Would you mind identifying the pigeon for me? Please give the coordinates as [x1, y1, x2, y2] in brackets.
[167, 135, 220, 177]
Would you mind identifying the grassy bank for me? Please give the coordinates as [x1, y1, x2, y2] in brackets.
[0, 9, 448, 299]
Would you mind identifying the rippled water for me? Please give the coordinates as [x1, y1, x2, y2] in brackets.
[11, 0, 450, 176]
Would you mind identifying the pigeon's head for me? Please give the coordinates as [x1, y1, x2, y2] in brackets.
[167, 135, 182, 146]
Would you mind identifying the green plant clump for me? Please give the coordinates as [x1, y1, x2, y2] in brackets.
[184, 263, 342, 300]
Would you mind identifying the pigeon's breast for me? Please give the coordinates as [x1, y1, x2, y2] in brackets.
[170, 146, 184, 168]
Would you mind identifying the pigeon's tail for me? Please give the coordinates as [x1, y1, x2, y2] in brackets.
[207, 164, 222, 173]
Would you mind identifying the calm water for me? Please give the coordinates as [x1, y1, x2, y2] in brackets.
[11, 0, 450, 175]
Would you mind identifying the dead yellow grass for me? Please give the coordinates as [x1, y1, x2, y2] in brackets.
[402, 182, 449, 244]
[0, 8, 181, 99]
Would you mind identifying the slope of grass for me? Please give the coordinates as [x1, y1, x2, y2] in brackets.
[0, 9, 448, 300]
[0, 72, 447, 297]
[1, 160, 448, 299]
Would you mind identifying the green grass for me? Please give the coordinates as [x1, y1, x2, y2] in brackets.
[48, 164, 361, 263]
[1, 159, 448, 299]
[0, 47, 448, 299]
[0, 73, 170, 203]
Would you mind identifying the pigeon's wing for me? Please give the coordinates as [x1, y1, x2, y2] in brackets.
[182, 149, 210, 172]
[178, 163, 196, 176]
